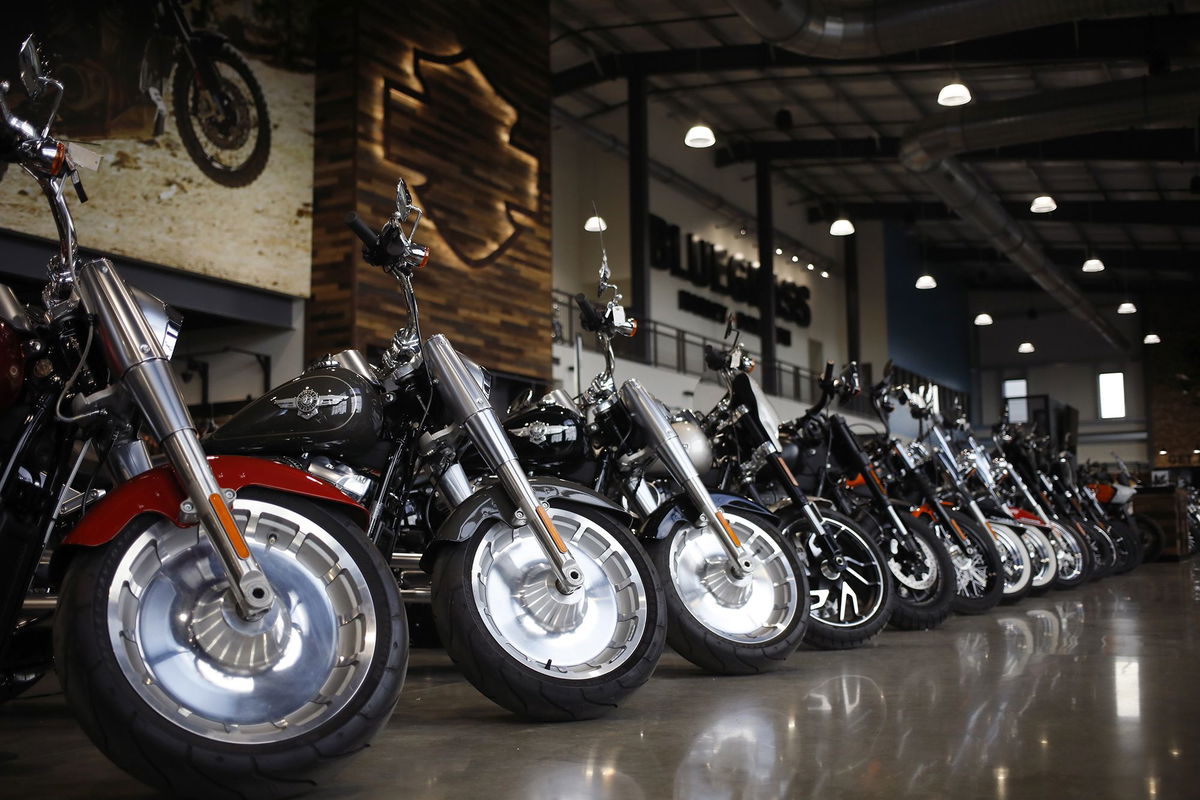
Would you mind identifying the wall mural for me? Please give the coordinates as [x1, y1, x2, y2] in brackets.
[0, 2, 315, 297]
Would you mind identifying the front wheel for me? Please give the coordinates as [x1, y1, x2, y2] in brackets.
[1048, 520, 1093, 589]
[867, 513, 955, 631]
[1109, 520, 1144, 574]
[1019, 523, 1058, 595]
[942, 511, 1004, 614]
[55, 489, 407, 799]
[431, 500, 665, 721]
[644, 507, 808, 674]
[172, 41, 271, 187]
[992, 521, 1034, 602]
[1133, 513, 1164, 564]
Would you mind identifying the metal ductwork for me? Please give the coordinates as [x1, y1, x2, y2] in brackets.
[900, 69, 1200, 351]
[728, 0, 1199, 59]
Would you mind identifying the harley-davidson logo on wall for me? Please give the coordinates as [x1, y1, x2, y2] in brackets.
[381, 50, 541, 268]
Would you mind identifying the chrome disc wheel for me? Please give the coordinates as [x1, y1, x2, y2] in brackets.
[471, 509, 650, 680]
[887, 535, 937, 592]
[804, 518, 888, 628]
[1020, 525, 1058, 588]
[1049, 522, 1086, 582]
[992, 523, 1032, 595]
[107, 499, 378, 744]
[667, 512, 799, 643]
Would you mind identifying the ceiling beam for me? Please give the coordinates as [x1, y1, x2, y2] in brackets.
[716, 128, 1200, 166]
[553, 16, 1200, 95]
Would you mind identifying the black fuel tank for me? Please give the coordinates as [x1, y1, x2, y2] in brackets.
[207, 366, 383, 462]
[504, 403, 587, 471]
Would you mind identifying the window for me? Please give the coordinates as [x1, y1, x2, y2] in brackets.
[1098, 372, 1126, 419]
[1004, 379, 1028, 423]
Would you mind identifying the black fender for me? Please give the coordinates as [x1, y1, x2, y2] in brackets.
[638, 492, 777, 542]
[419, 477, 634, 572]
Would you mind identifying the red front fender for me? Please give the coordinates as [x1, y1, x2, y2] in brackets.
[61, 455, 368, 548]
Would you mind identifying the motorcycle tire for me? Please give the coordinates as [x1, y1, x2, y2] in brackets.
[0, 624, 52, 702]
[943, 511, 1005, 615]
[431, 500, 665, 721]
[1086, 523, 1119, 580]
[1109, 520, 1144, 575]
[644, 507, 808, 673]
[861, 513, 955, 631]
[1133, 513, 1164, 564]
[993, 521, 1034, 603]
[1048, 520, 1093, 589]
[54, 488, 408, 800]
[783, 507, 894, 650]
[1018, 523, 1058, 596]
[172, 41, 271, 187]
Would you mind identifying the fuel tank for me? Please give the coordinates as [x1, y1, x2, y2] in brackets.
[206, 365, 383, 463]
[504, 402, 587, 470]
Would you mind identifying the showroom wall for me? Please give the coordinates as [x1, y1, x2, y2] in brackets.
[309, 0, 553, 381]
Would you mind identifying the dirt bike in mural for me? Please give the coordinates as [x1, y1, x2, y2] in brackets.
[207, 178, 667, 721]
[0, 39, 405, 798]
[18, 0, 270, 187]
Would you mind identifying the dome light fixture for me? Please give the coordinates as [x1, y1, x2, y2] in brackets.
[1017, 341, 1036, 354]
[829, 217, 856, 236]
[583, 215, 607, 233]
[684, 124, 716, 148]
[915, 274, 938, 290]
[973, 312, 994, 326]
[1029, 195, 1057, 214]
[1117, 301, 1137, 315]
[791, 255, 799, 263]
[806, 263, 815, 271]
[937, 82, 972, 107]
[1143, 333, 1162, 344]
[1159, 449, 1168, 456]
[775, 247, 783, 255]
[820, 270, 830, 278]
[1081, 257, 1105, 273]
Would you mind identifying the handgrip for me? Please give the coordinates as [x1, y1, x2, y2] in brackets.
[704, 344, 726, 371]
[345, 212, 378, 247]
[574, 293, 603, 332]
[821, 361, 835, 384]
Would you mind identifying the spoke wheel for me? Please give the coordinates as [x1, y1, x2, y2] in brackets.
[1048, 521, 1091, 589]
[992, 522, 1033, 602]
[1018, 523, 1058, 594]
[943, 511, 1004, 614]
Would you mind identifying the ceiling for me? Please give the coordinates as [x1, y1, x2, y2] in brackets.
[549, 0, 1200, 290]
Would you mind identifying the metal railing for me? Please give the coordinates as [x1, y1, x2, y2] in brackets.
[552, 289, 870, 412]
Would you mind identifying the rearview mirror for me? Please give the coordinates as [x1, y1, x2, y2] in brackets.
[18, 35, 43, 98]
[395, 178, 413, 221]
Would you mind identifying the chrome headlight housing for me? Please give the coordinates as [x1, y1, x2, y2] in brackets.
[459, 352, 492, 398]
[131, 286, 182, 360]
[746, 375, 782, 450]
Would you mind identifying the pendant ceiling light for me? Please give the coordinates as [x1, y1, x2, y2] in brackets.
[791, 255, 799, 263]
[829, 217, 855, 236]
[684, 124, 716, 148]
[915, 274, 938, 290]
[1117, 302, 1137, 315]
[806, 263, 815, 271]
[583, 215, 607, 233]
[820, 270, 830, 278]
[973, 312, 994, 326]
[1018, 341, 1036, 354]
[1081, 257, 1105, 273]
[1029, 195, 1057, 213]
[1143, 333, 1162, 344]
[775, 248, 783, 255]
[937, 82, 972, 107]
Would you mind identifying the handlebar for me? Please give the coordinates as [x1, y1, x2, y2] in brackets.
[574, 293, 603, 333]
[345, 212, 378, 248]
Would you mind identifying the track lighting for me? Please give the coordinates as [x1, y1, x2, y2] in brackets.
[1029, 195, 1057, 213]
[583, 215, 607, 233]
[937, 82, 972, 107]
[684, 124, 715, 148]
[1117, 302, 1137, 315]
[829, 217, 855, 236]
[973, 313, 994, 326]
[1018, 341, 1035, 354]
[915, 274, 937, 290]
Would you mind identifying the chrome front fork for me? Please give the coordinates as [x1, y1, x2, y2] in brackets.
[618, 379, 754, 577]
[77, 259, 273, 617]
[424, 334, 584, 593]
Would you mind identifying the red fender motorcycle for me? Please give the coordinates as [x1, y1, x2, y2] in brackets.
[0, 38, 406, 798]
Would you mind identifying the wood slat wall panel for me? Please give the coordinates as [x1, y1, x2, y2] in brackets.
[309, 0, 551, 380]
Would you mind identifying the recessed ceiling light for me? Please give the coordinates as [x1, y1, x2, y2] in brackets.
[1144, 333, 1162, 344]
[1018, 341, 1035, 354]
[791, 255, 799, 263]
[684, 124, 716, 148]
[937, 82, 972, 107]
[775, 248, 783, 255]
[1117, 302, 1137, 314]
[915, 274, 938, 290]
[1030, 195, 1057, 213]
[974, 313, 994, 326]
[829, 218, 855, 236]
[1081, 258, 1105, 273]
[583, 215, 607, 232]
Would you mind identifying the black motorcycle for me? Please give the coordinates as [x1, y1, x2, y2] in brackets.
[781, 366, 956, 630]
[505, 263, 809, 674]
[207, 181, 666, 721]
[702, 331, 895, 650]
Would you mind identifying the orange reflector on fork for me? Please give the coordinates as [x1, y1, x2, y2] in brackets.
[210, 493, 250, 559]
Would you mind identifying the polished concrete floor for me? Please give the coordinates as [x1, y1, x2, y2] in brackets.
[3, 561, 1199, 799]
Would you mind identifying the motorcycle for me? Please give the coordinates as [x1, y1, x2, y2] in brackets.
[781, 364, 957, 631]
[0, 38, 405, 798]
[506, 256, 808, 674]
[1094, 452, 1163, 563]
[705, 331, 895, 649]
[207, 180, 666, 721]
[14, 1, 270, 187]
